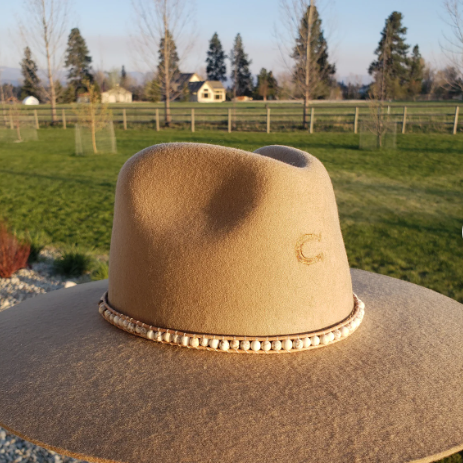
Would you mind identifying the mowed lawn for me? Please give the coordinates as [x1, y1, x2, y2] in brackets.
[0, 128, 462, 304]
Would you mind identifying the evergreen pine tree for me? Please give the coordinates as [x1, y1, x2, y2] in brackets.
[19, 47, 41, 101]
[255, 69, 279, 100]
[121, 65, 128, 88]
[230, 34, 253, 97]
[65, 28, 93, 99]
[292, 5, 336, 100]
[368, 12, 410, 100]
[408, 45, 424, 99]
[206, 33, 227, 81]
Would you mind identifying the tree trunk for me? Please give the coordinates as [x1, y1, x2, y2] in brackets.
[163, 13, 171, 127]
[91, 105, 98, 154]
[303, 1, 313, 129]
[44, 33, 57, 124]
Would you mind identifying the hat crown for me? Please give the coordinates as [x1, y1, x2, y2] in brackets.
[108, 143, 352, 336]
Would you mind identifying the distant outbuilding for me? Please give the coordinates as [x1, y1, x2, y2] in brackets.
[22, 96, 39, 105]
[101, 85, 132, 104]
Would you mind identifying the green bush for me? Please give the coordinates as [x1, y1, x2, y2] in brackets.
[91, 260, 109, 281]
[53, 245, 94, 277]
[24, 230, 50, 263]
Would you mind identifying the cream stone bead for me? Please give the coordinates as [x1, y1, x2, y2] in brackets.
[262, 340, 272, 352]
[172, 334, 180, 344]
[209, 338, 220, 349]
[340, 326, 349, 337]
[181, 335, 189, 346]
[294, 339, 304, 350]
[251, 340, 261, 352]
[328, 332, 335, 342]
[230, 339, 240, 350]
[303, 337, 311, 348]
[104, 310, 110, 319]
[311, 335, 320, 346]
[219, 340, 229, 351]
[113, 316, 120, 326]
[190, 337, 199, 348]
[128, 323, 135, 331]
[162, 332, 171, 342]
[200, 337, 209, 347]
[240, 340, 251, 351]
[283, 339, 293, 351]
[272, 340, 282, 351]
[358, 300, 365, 310]
[99, 305, 105, 315]
[147, 330, 154, 340]
[333, 329, 341, 340]
[123, 319, 129, 328]
[321, 334, 331, 345]
[135, 325, 142, 334]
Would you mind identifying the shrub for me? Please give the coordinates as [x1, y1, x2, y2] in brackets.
[91, 260, 109, 281]
[0, 222, 31, 278]
[24, 230, 50, 263]
[53, 245, 94, 277]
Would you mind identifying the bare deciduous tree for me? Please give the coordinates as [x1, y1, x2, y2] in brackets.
[18, 0, 71, 123]
[132, 0, 196, 126]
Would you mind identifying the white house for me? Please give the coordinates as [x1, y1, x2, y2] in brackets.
[176, 73, 226, 103]
[22, 96, 39, 105]
[101, 85, 132, 103]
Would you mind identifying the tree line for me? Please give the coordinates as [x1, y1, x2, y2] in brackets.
[2, 0, 463, 127]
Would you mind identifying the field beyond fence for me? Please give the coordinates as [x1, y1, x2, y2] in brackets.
[2, 101, 463, 134]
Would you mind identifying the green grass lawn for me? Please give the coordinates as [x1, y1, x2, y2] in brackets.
[0, 128, 462, 305]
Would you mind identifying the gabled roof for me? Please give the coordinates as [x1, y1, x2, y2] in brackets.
[207, 81, 225, 89]
[188, 81, 205, 93]
[187, 80, 226, 94]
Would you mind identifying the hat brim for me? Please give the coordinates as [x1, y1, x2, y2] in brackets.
[0, 269, 462, 463]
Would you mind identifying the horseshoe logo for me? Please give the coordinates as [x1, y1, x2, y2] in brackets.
[295, 233, 323, 265]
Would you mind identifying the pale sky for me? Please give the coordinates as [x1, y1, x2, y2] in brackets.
[0, 0, 450, 83]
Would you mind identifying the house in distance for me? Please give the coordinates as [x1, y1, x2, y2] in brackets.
[101, 85, 132, 103]
[176, 73, 226, 103]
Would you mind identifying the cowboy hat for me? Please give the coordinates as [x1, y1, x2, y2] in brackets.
[0, 143, 462, 463]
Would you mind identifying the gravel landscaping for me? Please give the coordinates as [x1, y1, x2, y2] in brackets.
[0, 249, 88, 463]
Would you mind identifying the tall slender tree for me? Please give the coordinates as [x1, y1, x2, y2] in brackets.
[18, 0, 71, 123]
[158, 28, 180, 124]
[408, 45, 424, 99]
[19, 47, 41, 100]
[230, 34, 253, 98]
[121, 65, 128, 88]
[292, 4, 336, 102]
[368, 12, 410, 100]
[206, 33, 226, 81]
[65, 28, 93, 99]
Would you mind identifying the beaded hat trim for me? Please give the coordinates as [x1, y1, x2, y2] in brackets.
[98, 293, 365, 354]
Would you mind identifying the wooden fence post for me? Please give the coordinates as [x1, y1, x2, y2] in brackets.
[354, 107, 359, 134]
[62, 109, 66, 129]
[228, 108, 232, 133]
[191, 108, 195, 132]
[266, 106, 270, 133]
[387, 105, 391, 114]
[453, 106, 459, 135]
[9, 111, 14, 129]
[309, 107, 315, 134]
[155, 109, 160, 131]
[34, 110, 39, 129]
[123, 109, 127, 130]
[402, 106, 407, 134]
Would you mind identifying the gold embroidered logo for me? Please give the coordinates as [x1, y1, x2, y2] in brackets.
[296, 233, 323, 265]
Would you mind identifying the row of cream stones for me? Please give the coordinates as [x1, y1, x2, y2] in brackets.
[99, 297, 365, 353]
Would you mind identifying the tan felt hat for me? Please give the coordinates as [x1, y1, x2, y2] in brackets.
[0, 143, 462, 462]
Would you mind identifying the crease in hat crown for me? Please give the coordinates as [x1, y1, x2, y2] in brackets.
[103, 142, 363, 352]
